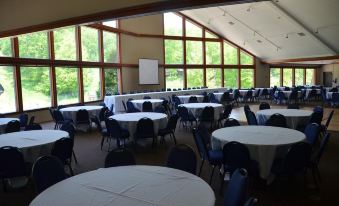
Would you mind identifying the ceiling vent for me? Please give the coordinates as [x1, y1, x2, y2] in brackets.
[297, 32, 306, 37]
[228, 21, 235, 25]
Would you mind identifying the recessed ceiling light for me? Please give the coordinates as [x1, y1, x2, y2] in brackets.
[228, 21, 234, 25]
[297, 32, 306, 37]
[257, 40, 262, 43]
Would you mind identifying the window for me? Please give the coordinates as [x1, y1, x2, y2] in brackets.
[103, 20, 117, 28]
[205, 31, 217, 39]
[104, 68, 119, 95]
[306, 69, 315, 85]
[224, 42, 238, 65]
[54, 27, 76, 60]
[240, 50, 254, 65]
[295, 68, 304, 86]
[185, 21, 202, 37]
[0, 66, 16, 113]
[165, 69, 184, 88]
[164, 13, 182, 36]
[241, 69, 254, 89]
[56, 67, 79, 105]
[164, 40, 183, 64]
[224, 69, 238, 89]
[186, 41, 203, 64]
[270, 68, 280, 87]
[0, 38, 12, 57]
[83, 68, 101, 102]
[81, 27, 99, 62]
[103, 31, 118, 63]
[21, 67, 51, 110]
[206, 42, 221, 65]
[283, 68, 293, 87]
[19, 31, 49, 59]
[187, 69, 203, 88]
[206, 68, 221, 88]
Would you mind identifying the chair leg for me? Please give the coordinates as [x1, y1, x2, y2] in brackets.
[219, 172, 226, 196]
[68, 164, 74, 176]
[209, 165, 216, 185]
[198, 160, 205, 176]
[72, 151, 78, 164]
[171, 132, 177, 145]
[100, 136, 105, 150]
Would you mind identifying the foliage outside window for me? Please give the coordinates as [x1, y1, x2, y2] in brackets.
[186, 41, 203, 64]
[206, 42, 221, 65]
[224, 42, 238, 65]
[104, 69, 119, 95]
[185, 21, 202, 37]
[283, 68, 293, 87]
[187, 69, 203, 88]
[306, 69, 315, 85]
[165, 40, 183, 64]
[241, 69, 254, 89]
[165, 69, 184, 89]
[56, 67, 79, 105]
[0, 38, 12, 57]
[295, 68, 304, 86]
[103, 31, 118, 63]
[224, 69, 238, 89]
[19, 31, 49, 59]
[0, 66, 16, 113]
[83, 68, 101, 102]
[206, 68, 221, 88]
[54, 27, 76, 60]
[81, 27, 99, 62]
[270, 68, 280, 87]
[164, 13, 182, 36]
[21, 67, 51, 110]
[240, 51, 254, 65]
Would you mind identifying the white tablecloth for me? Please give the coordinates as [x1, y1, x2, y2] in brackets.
[0, 118, 19, 134]
[211, 126, 305, 179]
[30, 165, 215, 206]
[179, 103, 223, 120]
[110, 113, 167, 136]
[104, 88, 227, 113]
[0, 130, 68, 162]
[131, 99, 164, 111]
[256, 109, 312, 129]
[177, 95, 204, 103]
[326, 92, 338, 99]
[60, 106, 103, 122]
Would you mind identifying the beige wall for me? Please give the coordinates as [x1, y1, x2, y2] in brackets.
[120, 14, 165, 93]
[255, 59, 270, 88]
[318, 64, 339, 85]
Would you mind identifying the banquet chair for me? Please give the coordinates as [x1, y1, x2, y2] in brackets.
[177, 106, 197, 129]
[208, 93, 219, 104]
[105, 119, 130, 150]
[0, 146, 30, 192]
[199, 106, 215, 129]
[297, 110, 323, 132]
[97, 107, 112, 122]
[265, 113, 287, 128]
[53, 110, 72, 129]
[166, 144, 197, 175]
[104, 148, 136, 168]
[158, 114, 179, 145]
[28, 116, 35, 126]
[253, 89, 261, 102]
[224, 118, 240, 128]
[304, 123, 320, 146]
[51, 138, 74, 175]
[244, 197, 258, 206]
[259, 102, 270, 110]
[93, 117, 108, 150]
[288, 90, 299, 104]
[202, 94, 210, 103]
[126, 101, 141, 113]
[223, 168, 248, 206]
[142, 101, 153, 112]
[134, 118, 156, 148]
[60, 122, 78, 164]
[154, 105, 166, 113]
[330, 93, 339, 107]
[260, 88, 269, 100]
[220, 92, 234, 106]
[277, 91, 287, 104]
[122, 100, 127, 112]
[5, 120, 20, 133]
[18, 113, 28, 129]
[32, 156, 67, 194]
[218, 104, 233, 127]
[24, 123, 42, 131]
[287, 103, 300, 109]
[245, 110, 258, 126]
[188, 96, 198, 103]
[243, 90, 253, 103]
[320, 110, 334, 135]
[192, 128, 222, 184]
[143, 96, 152, 99]
[75, 109, 91, 131]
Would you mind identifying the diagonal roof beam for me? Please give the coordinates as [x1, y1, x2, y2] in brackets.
[267, 1, 337, 54]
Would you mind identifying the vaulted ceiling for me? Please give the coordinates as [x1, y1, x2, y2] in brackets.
[182, 0, 339, 62]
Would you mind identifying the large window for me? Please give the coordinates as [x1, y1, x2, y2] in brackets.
[185, 21, 202, 37]
[164, 13, 182, 36]
[270, 68, 281, 87]
[165, 68, 184, 88]
[165, 40, 183, 64]
[224, 69, 238, 89]
[54, 27, 76, 60]
[103, 31, 118, 63]
[0, 66, 16, 113]
[240, 51, 254, 65]
[56, 67, 79, 105]
[224, 42, 238, 65]
[272, 67, 317, 87]
[186, 41, 203, 64]
[306, 69, 315, 85]
[19, 31, 49, 59]
[206, 68, 221, 88]
[83, 68, 101, 102]
[81, 27, 99, 62]
[104, 68, 119, 95]
[206, 42, 221, 65]
[21, 67, 51, 110]
[241, 69, 254, 89]
[0, 38, 12, 57]
[294, 68, 304, 86]
[187, 69, 203, 88]
[283, 68, 293, 87]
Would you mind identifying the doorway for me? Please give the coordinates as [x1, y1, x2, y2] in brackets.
[323, 72, 333, 87]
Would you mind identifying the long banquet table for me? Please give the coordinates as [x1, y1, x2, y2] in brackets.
[104, 88, 228, 113]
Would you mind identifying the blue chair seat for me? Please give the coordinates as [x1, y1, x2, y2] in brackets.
[208, 150, 223, 165]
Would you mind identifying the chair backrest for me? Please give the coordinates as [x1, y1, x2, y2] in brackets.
[261, 88, 269, 95]
[28, 115, 35, 126]
[53, 110, 65, 122]
[135, 118, 155, 137]
[177, 106, 190, 120]
[5, 120, 21, 133]
[126, 101, 140, 113]
[18, 113, 28, 127]
[224, 118, 240, 127]
[167, 114, 179, 131]
[51, 138, 73, 164]
[287, 104, 300, 109]
[254, 89, 260, 96]
[154, 105, 166, 113]
[188, 96, 198, 103]
[32, 156, 67, 193]
[99, 107, 109, 121]
[309, 111, 323, 126]
[76, 109, 89, 123]
[222, 141, 251, 174]
[143, 96, 151, 99]
[0, 146, 26, 178]
[122, 100, 127, 112]
[105, 118, 124, 139]
[259, 102, 270, 110]
[166, 144, 197, 175]
[289, 90, 298, 99]
[265, 113, 287, 128]
[104, 148, 136, 168]
[245, 90, 253, 98]
[221, 92, 231, 102]
[282, 142, 312, 175]
[304, 123, 320, 146]
[243, 105, 251, 113]
[92, 116, 103, 132]
[192, 128, 209, 160]
[199, 106, 214, 121]
[245, 111, 258, 125]
[24, 123, 43, 131]
[315, 133, 330, 164]
[142, 101, 153, 112]
[224, 168, 248, 206]
[60, 122, 75, 140]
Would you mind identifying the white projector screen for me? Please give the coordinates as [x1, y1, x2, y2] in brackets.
[139, 58, 159, 85]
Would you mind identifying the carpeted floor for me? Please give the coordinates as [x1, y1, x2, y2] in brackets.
[1, 103, 339, 206]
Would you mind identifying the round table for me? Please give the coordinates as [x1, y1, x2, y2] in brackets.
[256, 109, 312, 129]
[0, 130, 69, 162]
[0, 118, 19, 134]
[131, 99, 164, 111]
[60, 106, 103, 122]
[179, 103, 223, 120]
[110, 112, 167, 136]
[177, 95, 204, 103]
[30, 165, 215, 206]
[211, 126, 305, 179]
